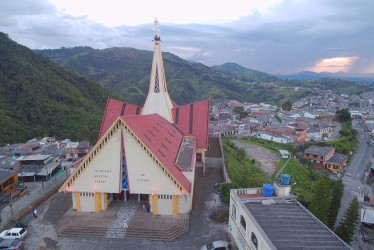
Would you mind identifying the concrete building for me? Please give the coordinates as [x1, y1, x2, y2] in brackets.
[59, 20, 209, 215]
[229, 184, 350, 249]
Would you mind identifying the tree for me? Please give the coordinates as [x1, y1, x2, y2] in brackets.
[219, 182, 239, 205]
[328, 179, 344, 229]
[335, 109, 352, 123]
[282, 101, 292, 111]
[309, 175, 331, 225]
[233, 107, 248, 120]
[335, 196, 360, 244]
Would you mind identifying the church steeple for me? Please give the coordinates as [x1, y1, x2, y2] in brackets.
[142, 18, 174, 123]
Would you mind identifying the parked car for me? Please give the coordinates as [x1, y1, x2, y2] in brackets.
[0, 238, 23, 249]
[200, 240, 231, 250]
[0, 228, 27, 240]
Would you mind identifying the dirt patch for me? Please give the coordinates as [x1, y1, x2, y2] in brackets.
[232, 140, 279, 175]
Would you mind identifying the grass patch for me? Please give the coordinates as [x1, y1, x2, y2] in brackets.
[281, 158, 322, 208]
[222, 138, 270, 188]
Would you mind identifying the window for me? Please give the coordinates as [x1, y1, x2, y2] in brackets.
[232, 204, 236, 220]
[240, 215, 246, 231]
[251, 232, 258, 249]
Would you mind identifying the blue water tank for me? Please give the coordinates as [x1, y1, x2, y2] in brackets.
[281, 174, 291, 185]
[263, 184, 274, 197]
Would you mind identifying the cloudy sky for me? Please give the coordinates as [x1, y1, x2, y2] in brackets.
[1, 0, 373, 74]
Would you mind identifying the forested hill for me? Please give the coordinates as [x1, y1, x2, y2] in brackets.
[36, 47, 372, 106]
[0, 33, 123, 145]
[36, 47, 261, 106]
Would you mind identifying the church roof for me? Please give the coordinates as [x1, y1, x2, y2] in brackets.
[172, 99, 210, 150]
[98, 98, 142, 139]
[99, 98, 210, 151]
[124, 114, 192, 193]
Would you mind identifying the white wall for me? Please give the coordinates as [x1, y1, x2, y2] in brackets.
[80, 192, 95, 212]
[71, 130, 122, 193]
[157, 195, 173, 215]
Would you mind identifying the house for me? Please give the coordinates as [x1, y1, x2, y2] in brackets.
[17, 154, 61, 182]
[325, 153, 347, 174]
[76, 141, 89, 158]
[65, 142, 79, 160]
[257, 132, 294, 144]
[0, 156, 20, 171]
[11, 143, 40, 157]
[304, 146, 335, 165]
[279, 150, 290, 159]
[304, 146, 347, 174]
[0, 169, 18, 194]
[229, 184, 349, 250]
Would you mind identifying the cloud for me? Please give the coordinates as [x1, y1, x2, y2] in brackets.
[308, 56, 360, 73]
[0, 0, 374, 74]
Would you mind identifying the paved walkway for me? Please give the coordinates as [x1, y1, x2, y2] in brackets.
[106, 200, 138, 238]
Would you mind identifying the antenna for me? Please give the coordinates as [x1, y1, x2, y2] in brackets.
[154, 17, 161, 41]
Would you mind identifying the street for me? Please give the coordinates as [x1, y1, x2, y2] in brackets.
[339, 120, 373, 249]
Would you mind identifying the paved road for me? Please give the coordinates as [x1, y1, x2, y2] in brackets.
[339, 120, 373, 249]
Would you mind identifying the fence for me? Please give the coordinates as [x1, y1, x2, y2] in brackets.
[1, 169, 69, 228]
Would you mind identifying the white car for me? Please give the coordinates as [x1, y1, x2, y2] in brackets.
[0, 228, 27, 240]
[200, 240, 231, 250]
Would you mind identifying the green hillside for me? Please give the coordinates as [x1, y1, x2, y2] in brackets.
[37, 47, 260, 105]
[0, 33, 123, 145]
[36, 47, 372, 106]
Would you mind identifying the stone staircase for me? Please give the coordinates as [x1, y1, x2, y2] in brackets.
[57, 212, 190, 241]
[58, 225, 127, 239]
[125, 212, 190, 241]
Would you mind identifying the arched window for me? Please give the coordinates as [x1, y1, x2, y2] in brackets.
[251, 232, 258, 249]
[232, 205, 236, 220]
[240, 215, 246, 231]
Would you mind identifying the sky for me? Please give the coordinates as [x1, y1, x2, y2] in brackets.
[1, 0, 374, 75]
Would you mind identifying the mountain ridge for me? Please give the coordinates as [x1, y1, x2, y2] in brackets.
[0, 33, 123, 145]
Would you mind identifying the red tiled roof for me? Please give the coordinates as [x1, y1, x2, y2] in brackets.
[124, 114, 191, 193]
[172, 99, 210, 150]
[98, 98, 142, 139]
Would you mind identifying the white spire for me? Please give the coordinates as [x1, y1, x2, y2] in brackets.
[142, 19, 174, 123]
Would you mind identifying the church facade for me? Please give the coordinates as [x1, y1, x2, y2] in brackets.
[59, 20, 210, 215]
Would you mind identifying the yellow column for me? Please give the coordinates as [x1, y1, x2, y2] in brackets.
[172, 195, 178, 215]
[95, 192, 102, 212]
[104, 193, 108, 209]
[152, 194, 158, 215]
[75, 192, 81, 212]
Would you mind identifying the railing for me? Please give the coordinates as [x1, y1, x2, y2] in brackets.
[1, 169, 69, 228]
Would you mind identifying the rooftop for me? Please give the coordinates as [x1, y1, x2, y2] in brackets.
[305, 145, 334, 156]
[243, 198, 350, 249]
[326, 153, 347, 165]
[18, 154, 51, 161]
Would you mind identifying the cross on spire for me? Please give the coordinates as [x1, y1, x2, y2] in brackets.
[154, 17, 160, 41]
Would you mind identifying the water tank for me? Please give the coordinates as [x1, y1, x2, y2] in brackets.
[281, 174, 291, 185]
[263, 184, 274, 197]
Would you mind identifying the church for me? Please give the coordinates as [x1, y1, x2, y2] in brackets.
[59, 20, 210, 216]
